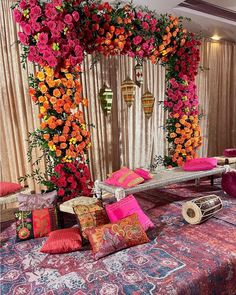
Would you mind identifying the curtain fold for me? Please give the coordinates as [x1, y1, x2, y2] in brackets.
[1, 1, 235, 191]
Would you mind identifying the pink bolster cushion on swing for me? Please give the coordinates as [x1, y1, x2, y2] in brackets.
[223, 149, 236, 157]
[183, 158, 217, 171]
[134, 168, 153, 181]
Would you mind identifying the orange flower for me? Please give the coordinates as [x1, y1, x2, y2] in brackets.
[43, 134, 50, 141]
[175, 123, 181, 128]
[50, 96, 57, 104]
[56, 150, 62, 157]
[60, 143, 67, 149]
[45, 66, 54, 77]
[59, 135, 66, 142]
[38, 96, 45, 103]
[53, 89, 61, 98]
[173, 113, 179, 119]
[170, 132, 177, 138]
[53, 135, 59, 143]
[29, 88, 36, 96]
[40, 122, 47, 129]
[36, 71, 45, 81]
[47, 79, 56, 88]
[49, 122, 56, 129]
[40, 84, 48, 94]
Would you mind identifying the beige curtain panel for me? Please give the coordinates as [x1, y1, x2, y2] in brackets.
[1, 0, 236, 192]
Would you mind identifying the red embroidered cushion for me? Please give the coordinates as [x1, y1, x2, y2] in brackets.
[183, 158, 217, 171]
[134, 168, 153, 181]
[105, 195, 154, 231]
[221, 171, 236, 198]
[73, 201, 109, 240]
[17, 190, 57, 210]
[0, 182, 23, 197]
[104, 167, 144, 188]
[15, 207, 58, 242]
[85, 213, 149, 260]
[40, 228, 82, 254]
[224, 149, 236, 157]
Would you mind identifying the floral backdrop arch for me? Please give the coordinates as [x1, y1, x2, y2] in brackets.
[13, 0, 202, 201]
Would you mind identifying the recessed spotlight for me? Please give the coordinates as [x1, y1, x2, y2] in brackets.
[211, 35, 221, 41]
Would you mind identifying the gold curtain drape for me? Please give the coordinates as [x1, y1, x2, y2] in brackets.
[1, 1, 236, 192]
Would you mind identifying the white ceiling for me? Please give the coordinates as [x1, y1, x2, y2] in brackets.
[125, 0, 236, 42]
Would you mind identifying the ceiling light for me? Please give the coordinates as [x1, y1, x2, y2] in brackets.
[211, 35, 221, 40]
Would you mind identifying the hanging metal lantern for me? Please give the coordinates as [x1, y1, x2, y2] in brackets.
[121, 77, 136, 107]
[99, 83, 113, 114]
[134, 62, 143, 87]
[141, 90, 155, 118]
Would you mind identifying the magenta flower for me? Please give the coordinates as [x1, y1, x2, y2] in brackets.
[13, 9, 22, 23]
[23, 24, 31, 35]
[133, 35, 142, 45]
[72, 11, 80, 22]
[141, 21, 149, 30]
[64, 14, 73, 25]
[30, 5, 41, 20]
[18, 32, 29, 45]
[19, 1, 27, 10]
[38, 33, 48, 45]
[137, 11, 143, 19]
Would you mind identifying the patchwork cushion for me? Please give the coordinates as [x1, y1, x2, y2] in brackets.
[105, 195, 154, 231]
[40, 228, 82, 254]
[15, 207, 58, 242]
[105, 167, 144, 188]
[0, 182, 23, 197]
[221, 171, 236, 198]
[73, 201, 109, 240]
[85, 213, 149, 260]
[224, 149, 236, 157]
[183, 158, 217, 171]
[17, 190, 57, 211]
[59, 196, 98, 214]
[134, 168, 153, 181]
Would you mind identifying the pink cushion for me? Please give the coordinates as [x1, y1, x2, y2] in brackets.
[0, 182, 23, 197]
[105, 167, 144, 188]
[224, 149, 236, 157]
[183, 158, 217, 171]
[17, 190, 57, 210]
[105, 195, 154, 231]
[134, 168, 153, 181]
[221, 171, 236, 198]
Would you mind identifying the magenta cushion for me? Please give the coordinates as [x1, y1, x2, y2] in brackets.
[223, 149, 236, 157]
[134, 168, 153, 181]
[105, 195, 154, 231]
[183, 158, 217, 171]
[0, 182, 23, 197]
[221, 171, 236, 198]
[105, 167, 144, 188]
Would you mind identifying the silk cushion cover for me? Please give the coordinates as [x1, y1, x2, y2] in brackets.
[104, 167, 144, 188]
[59, 196, 99, 214]
[105, 195, 154, 231]
[73, 201, 109, 239]
[40, 228, 82, 254]
[85, 213, 149, 260]
[221, 171, 236, 198]
[17, 190, 57, 210]
[15, 207, 58, 242]
[183, 158, 217, 171]
[134, 168, 153, 181]
[0, 182, 23, 197]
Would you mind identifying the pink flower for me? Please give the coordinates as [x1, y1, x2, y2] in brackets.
[136, 11, 143, 19]
[141, 21, 149, 30]
[30, 5, 41, 20]
[13, 9, 22, 23]
[18, 32, 28, 45]
[72, 11, 80, 22]
[23, 24, 31, 35]
[31, 22, 41, 32]
[19, 0, 27, 9]
[38, 33, 48, 45]
[133, 35, 142, 46]
[141, 42, 149, 51]
[47, 55, 57, 67]
[45, 5, 57, 20]
[64, 14, 73, 25]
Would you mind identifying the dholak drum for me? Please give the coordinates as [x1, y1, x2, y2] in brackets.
[182, 194, 223, 224]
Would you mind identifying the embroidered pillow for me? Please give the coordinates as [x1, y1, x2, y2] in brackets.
[105, 195, 154, 231]
[85, 213, 149, 260]
[15, 207, 58, 242]
[17, 190, 57, 211]
[183, 158, 217, 171]
[104, 167, 144, 188]
[73, 201, 109, 240]
[0, 182, 23, 197]
[134, 168, 153, 181]
[40, 228, 82, 254]
[60, 196, 99, 214]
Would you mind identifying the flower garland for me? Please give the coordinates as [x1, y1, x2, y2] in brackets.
[13, 0, 202, 193]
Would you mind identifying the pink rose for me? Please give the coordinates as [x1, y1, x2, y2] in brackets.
[141, 21, 149, 30]
[19, 0, 27, 9]
[38, 33, 48, 45]
[31, 22, 41, 32]
[133, 35, 142, 46]
[72, 11, 80, 22]
[13, 9, 22, 23]
[23, 24, 31, 35]
[47, 55, 57, 67]
[58, 188, 65, 196]
[18, 32, 29, 45]
[137, 11, 143, 19]
[64, 14, 73, 25]
[141, 42, 149, 51]
[30, 5, 41, 19]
